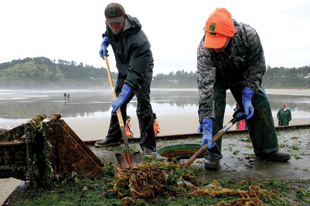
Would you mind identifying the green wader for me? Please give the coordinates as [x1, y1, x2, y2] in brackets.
[277, 109, 291, 126]
[205, 80, 279, 160]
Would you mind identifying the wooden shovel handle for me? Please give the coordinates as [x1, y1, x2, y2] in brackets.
[184, 130, 225, 168]
[184, 116, 243, 169]
[104, 56, 129, 152]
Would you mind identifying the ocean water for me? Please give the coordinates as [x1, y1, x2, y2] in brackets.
[0, 88, 309, 128]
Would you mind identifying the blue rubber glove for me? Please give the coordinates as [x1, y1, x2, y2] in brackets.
[242, 87, 255, 120]
[112, 84, 133, 112]
[197, 124, 202, 133]
[201, 117, 215, 152]
[99, 37, 109, 59]
[233, 108, 243, 118]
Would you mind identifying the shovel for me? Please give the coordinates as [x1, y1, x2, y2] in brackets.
[184, 110, 246, 168]
[103, 55, 142, 167]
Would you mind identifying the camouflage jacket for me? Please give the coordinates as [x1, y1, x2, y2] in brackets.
[197, 20, 266, 121]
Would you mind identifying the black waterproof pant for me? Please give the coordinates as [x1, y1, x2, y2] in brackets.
[205, 80, 279, 159]
[105, 81, 156, 152]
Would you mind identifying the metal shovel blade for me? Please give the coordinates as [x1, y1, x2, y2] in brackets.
[114, 125, 143, 166]
[104, 55, 143, 166]
[115, 151, 142, 166]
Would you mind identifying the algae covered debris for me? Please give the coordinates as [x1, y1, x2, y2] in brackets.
[5, 157, 310, 205]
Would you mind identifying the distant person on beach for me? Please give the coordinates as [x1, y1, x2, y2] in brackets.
[67, 93, 70, 102]
[95, 3, 156, 156]
[64, 93, 67, 100]
[197, 8, 290, 170]
[277, 103, 292, 126]
[125, 116, 134, 137]
[153, 113, 160, 136]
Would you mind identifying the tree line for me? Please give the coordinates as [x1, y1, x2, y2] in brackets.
[0, 57, 113, 88]
[263, 66, 310, 88]
[152, 66, 310, 89]
[0, 57, 309, 89]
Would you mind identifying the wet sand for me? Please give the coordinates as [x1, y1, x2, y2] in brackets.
[64, 88, 310, 141]
[0, 178, 21, 205]
[64, 114, 310, 141]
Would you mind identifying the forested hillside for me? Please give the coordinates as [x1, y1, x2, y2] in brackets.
[0, 57, 309, 89]
[152, 66, 310, 88]
[263, 66, 310, 88]
[0, 57, 113, 88]
[152, 70, 197, 88]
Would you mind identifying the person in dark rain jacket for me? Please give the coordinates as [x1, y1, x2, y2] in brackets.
[95, 3, 156, 156]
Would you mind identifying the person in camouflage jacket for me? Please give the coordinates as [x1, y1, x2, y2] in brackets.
[197, 8, 290, 170]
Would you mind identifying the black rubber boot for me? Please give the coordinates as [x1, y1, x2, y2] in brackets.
[260, 151, 291, 162]
[203, 159, 220, 170]
[142, 147, 156, 158]
[94, 138, 121, 148]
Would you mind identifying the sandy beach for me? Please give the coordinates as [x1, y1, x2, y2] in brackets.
[1, 88, 310, 205]
[64, 88, 310, 141]
[64, 114, 310, 142]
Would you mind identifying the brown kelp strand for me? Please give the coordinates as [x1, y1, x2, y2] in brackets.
[106, 158, 273, 205]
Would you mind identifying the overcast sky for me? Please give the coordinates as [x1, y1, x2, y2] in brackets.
[1, 0, 310, 74]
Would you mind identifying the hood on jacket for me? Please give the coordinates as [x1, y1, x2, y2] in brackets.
[103, 14, 142, 38]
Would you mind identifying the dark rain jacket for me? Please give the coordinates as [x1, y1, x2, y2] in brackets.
[277, 108, 292, 126]
[103, 14, 154, 92]
[197, 20, 266, 121]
